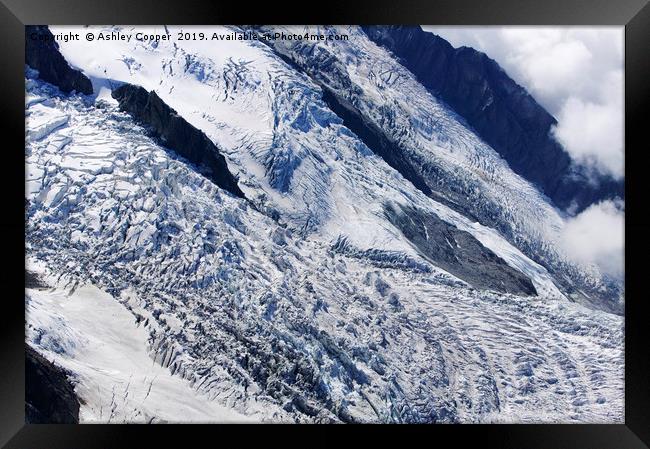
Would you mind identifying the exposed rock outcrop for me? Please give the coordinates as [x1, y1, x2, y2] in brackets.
[25, 345, 80, 424]
[25, 270, 48, 290]
[111, 83, 245, 198]
[320, 86, 432, 196]
[25, 25, 93, 95]
[384, 203, 537, 296]
[362, 26, 623, 212]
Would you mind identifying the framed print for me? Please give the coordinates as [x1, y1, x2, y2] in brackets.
[1, 0, 649, 447]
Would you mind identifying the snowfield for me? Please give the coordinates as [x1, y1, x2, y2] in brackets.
[25, 26, 624, 423]
[26, 260, 253, 423]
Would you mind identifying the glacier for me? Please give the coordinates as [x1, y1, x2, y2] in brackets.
[25, 25, 624, 423]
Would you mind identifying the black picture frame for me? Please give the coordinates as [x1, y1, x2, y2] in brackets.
[2, 0, 648, 447]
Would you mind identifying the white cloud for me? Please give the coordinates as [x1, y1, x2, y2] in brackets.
[421, 26, 624, 179]
[553, 96, 623, 176]
[557, 200, 624, 278]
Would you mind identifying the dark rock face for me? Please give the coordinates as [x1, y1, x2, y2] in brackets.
[362, 26, 623, 212]
[384, 203, 537, 296]
[25, 25, 93, 95]
[111, 83, 245, 198]
[320, 86, 432, 196]
[25, 345, 80, 424]
[25, 270, 48, 290]
[319, 84, 486, 222]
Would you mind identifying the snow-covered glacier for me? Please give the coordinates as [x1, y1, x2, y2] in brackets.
[25, 25, 624, 423]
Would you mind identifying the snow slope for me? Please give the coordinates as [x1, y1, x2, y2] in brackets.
[48, 25, 569, 297]
[25, 65, 624, 423]
[49, 26, 622, 312]
[26, 260, 253, 423]
[256, 25, 623, 311]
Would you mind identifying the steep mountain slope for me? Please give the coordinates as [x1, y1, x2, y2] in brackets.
[25, 26, 93, 95]
[361, 25, 624, 212]
[252, 25, 622, 313]
[26, 344, 80, 423]
[25, 25, 624, 423]
[111, 83, 245, 198]
[50, 25, 623, 312]
[50, 25, 570, 297]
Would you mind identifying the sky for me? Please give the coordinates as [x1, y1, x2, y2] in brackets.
[421, 27, 624, 279]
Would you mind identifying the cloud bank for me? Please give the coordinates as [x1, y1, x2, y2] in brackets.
[421, 27, 624, 179]
[557, 200, 624, 279]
